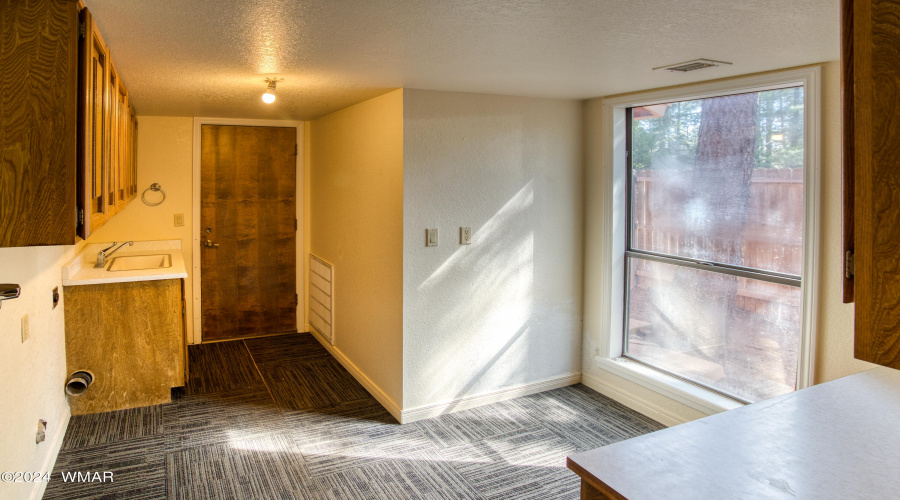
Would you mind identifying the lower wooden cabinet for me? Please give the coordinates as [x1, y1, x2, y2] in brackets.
[64, 279, 186, 415]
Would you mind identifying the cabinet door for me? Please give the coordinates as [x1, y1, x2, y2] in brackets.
[115, 81, 129, 211]
[0, 0, 78, 246]
[106, 62, 120, 219]
[78, 7, 111, 238]
[130, 111, 139, 200]
[846, 0, 900, 368]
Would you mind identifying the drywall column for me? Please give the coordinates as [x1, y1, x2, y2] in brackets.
[309, 90, 405, 412]
[402, 89, 583, 415]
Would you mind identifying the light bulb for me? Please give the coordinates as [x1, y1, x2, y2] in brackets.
[262, 91, 276, 104]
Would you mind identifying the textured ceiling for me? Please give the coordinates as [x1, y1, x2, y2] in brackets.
[83, 0, 840, 120]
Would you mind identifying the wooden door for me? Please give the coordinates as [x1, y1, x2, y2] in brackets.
[0, 0, 78, 246]
[114, 75, 128, 212]
[200, 125, 297, 341]
[78, 7, 110, 238]
[106, 63, 119, 218]
[844, 0, 900, 368]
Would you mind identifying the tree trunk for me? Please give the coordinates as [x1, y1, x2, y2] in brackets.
[650, 94, 758, 375]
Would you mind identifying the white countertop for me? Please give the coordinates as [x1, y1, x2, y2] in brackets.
[62, 240, 188, 286]
[568, 366, 900, 499]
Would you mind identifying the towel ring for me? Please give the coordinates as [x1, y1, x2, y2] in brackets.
[141, 183, 166, 206]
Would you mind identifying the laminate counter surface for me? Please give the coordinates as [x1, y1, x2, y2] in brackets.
[568, 367, 900, 499]
[62, 239, 187, 285]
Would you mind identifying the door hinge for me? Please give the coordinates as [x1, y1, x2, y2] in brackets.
[295, 218, 298, 231]
[77, 208, 84, 227]
[845, 250, 855, 279]
[295, 293, 299, 305]
[79, 22, 86, 39]
[294, 144, 298, 156]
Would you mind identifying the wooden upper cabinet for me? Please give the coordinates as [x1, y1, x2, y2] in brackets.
[0, 0, 79, 246]
[844, 0, 900, 368]
[78, 7, 110, 238]
[77, 6, 137, 240]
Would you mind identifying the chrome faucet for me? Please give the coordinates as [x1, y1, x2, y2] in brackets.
[94, 241, 133, 268]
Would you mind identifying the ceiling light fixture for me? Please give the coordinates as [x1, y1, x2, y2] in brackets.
[262, 77, 283, 104]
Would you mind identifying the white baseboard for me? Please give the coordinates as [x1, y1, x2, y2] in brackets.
[309, 330, 403, 423]
[30, 406, 70, 500]
[581, 371, 687, 427]
[400, 373, 582, 424]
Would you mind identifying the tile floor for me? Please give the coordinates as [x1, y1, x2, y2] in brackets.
[44, 333, 663, 499]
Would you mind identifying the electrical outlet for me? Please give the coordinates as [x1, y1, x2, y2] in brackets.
[21, 313, 29, 343]
[174, 213, 185, 227]
[460, 227, 472, 245]
[426, 228, 438, 247]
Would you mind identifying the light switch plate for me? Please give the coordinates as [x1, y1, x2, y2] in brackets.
[174, 214, 185, 227]
[460, 227, 472, 245]
[21, 313, 29, 343]
[426, 228, 438, 247]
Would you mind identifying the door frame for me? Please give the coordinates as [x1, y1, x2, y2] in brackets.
[191, 117, 307, 344]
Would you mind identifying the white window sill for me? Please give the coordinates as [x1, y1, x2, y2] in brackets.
[593, 356, 744, 416]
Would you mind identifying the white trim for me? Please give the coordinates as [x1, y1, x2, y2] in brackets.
[29, 407, 70, 500]
[593, 357, 740, 415]
[191, 118, 306, 344]
[595, 66, 822, 401]
[400, 373, 582, 424]
[308, 329, 403, 422]
[581, 371, 687, 428]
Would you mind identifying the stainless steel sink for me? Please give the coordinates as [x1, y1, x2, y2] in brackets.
[107, 254, 172, 272]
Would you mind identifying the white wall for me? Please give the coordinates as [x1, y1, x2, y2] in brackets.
[309, 90, 405, 412]
[581, 62, 875, 425]
[402, 89, 583, 412]
[0, 244, 82, 500]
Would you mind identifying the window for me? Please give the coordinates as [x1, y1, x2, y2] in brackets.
[595, 68, 820, 410]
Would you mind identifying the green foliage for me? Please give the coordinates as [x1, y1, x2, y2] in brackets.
[631, 87, 805, 170]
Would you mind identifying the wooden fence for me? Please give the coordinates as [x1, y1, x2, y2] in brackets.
[630, 168, 803, 315]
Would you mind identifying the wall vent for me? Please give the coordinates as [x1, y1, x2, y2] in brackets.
[653, 58, 732, 72]
[308, 254, 334, 345]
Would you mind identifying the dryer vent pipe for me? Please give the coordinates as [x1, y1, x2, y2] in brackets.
[65, 371, 93, 396]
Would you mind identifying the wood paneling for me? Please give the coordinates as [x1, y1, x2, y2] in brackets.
[850, 0, 900, 367]
[200, 125, 297, 341]
[64, 279, 185, 415]
[0, 0, 78, 246]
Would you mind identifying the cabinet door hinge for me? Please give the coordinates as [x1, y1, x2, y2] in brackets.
[845, 250, 855, 279]
[79, 22, 86, 39]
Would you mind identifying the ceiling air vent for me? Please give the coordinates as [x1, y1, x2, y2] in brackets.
[653, 58, 732, 72]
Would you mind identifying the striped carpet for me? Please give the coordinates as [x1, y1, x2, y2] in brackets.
[44, 333, 663, 499]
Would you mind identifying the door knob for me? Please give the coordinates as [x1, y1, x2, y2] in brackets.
[205, 240, 219, 248]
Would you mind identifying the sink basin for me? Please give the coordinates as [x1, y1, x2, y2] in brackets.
[107, 254, 172, 272]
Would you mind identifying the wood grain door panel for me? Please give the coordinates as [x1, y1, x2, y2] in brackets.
[200, 125, 297, 341]
[0, 0, 79, 246]
[849, 0, 900, 367]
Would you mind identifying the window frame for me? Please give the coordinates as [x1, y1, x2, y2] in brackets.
[593, 67, 821, 414]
